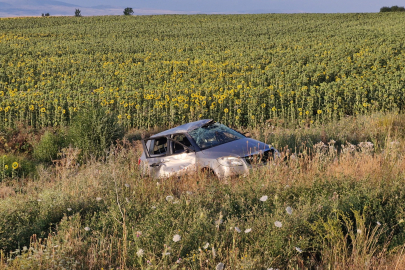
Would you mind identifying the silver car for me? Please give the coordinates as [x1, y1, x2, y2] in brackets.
[139, 119, 278, 179]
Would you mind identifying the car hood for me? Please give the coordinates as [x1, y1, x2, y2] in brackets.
[200, 138, 270, 158]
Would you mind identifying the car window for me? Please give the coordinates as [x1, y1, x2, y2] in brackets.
[188, 122, 245, 150]
[171, 134, 192, 154]
[152, 137, 168, 155]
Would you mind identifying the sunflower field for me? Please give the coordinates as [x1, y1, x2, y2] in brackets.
[0, 13, 405, 129]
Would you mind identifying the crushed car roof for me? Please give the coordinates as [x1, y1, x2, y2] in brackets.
[150, 119, 213, 138]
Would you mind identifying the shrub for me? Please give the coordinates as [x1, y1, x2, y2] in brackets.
[33, 131, 66, 163]
[68, 107, 124, 160]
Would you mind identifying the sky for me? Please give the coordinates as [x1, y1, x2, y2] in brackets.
[0, 0, 404, 17]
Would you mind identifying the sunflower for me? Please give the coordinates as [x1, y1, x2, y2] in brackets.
[12, 162, 19, 170]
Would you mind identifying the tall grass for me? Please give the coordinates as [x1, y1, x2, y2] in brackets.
[1, 113, 405, 269]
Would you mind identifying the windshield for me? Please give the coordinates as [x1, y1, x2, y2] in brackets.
[188, 122, 245, 150]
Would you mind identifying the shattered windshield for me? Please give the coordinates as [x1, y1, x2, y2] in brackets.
[188, 122, 245, 150]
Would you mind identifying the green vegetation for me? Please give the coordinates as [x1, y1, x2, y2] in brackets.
[74, 9, 82, 17]
[67, 107, 125, 160]
[1, 13, 405, 269]
[1, 113, 405, 269]
[380, 6, 405, 12]
[0, 13, 404, 129]
[123, 7, 134, 16]
[33, 130, 66, 163]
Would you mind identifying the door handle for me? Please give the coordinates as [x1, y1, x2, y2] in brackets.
[150, 162, 162, 167]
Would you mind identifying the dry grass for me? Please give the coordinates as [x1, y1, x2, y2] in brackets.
[1, 113, 405, 269]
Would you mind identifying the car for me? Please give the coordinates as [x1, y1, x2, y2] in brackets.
[139, 119, 279, 179]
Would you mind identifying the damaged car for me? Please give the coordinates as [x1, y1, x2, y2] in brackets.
[139, 119, 279, 179]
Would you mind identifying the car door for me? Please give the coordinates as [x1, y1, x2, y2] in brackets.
[162, 134, 196, 177]
[142, 135, 196, 178]
[141, 136, 169, 178]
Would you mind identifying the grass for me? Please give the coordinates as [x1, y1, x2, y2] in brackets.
[1, 113, 405, 269]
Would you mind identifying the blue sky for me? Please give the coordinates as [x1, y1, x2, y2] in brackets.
[0, 0, 404, 17]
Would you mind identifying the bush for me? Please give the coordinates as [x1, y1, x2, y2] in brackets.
[33, 131, 66, 163]
[68, 107, 124, 160]
[0, 155, 36, 180]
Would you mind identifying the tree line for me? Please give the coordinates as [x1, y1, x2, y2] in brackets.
[380, 5, 405, 12]
[41, 7, 135, 17]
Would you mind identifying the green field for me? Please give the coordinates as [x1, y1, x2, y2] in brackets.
[1, 13, 405, 128]
[1, 13, 405, 269]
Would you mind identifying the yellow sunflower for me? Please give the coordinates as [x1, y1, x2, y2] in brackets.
[12, 162, 19, 170]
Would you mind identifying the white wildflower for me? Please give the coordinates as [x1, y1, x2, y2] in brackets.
[124, 183, 130, 188]
[173, 234, 181, 242]
[162, 252, 170, 256]
[357, 229, 362, 234]
[274, 221, 282, 228]
[96, 197, 102, 201]
[260, 195, 268, 202]
[377, 221, 381, 226]
[286, 206, 293, 215]
[203, 242, 209, 249]
[215, 219, 223, 226]
[166, 195, 174, 202]
[244, 228, 252, 233]
[67, 208, 72, 211]
[216, 262, 225, 270]
[84, 227, 90, 231]
[151, 205, 156, 209]
[235, 227, 241, 233]
[37, 199, 42, 202]
[295, 247, 303, 253]
[136, 249, 144, 257]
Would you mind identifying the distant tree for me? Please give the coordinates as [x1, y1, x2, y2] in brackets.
[123, 7, 134, 15]
[42, 13, 50, 17]
[380, 6, 391, 12]
[75, 9, 82, 17]
[380, 5, 405, 12]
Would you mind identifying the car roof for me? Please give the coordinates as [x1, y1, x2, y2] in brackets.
[150, 119, 213, 138]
